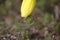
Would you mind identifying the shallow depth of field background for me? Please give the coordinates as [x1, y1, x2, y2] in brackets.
[0, 0, 60, 40]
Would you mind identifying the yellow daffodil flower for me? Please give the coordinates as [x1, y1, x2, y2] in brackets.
[21, 0, 36, 18]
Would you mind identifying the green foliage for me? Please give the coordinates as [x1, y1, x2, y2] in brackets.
[35, 25, 42, 30]
[55, 24, 60, 34]
[13, 21, 22, 31]
[5, 0, 13, 7]
[55, 20, 60, 34]
[24, 31, 29, 39]
[0, 20, 6, 27]
[44, 12, 52, 25]
[37, 0, 45, 8]
[39, 12, 52, 25]
[38, 16, 44, 23]
[0, 6, 7, 14]
[0, 0, 60, 40]
[25, 26, 31, 31]
[26, 16, 35, 24]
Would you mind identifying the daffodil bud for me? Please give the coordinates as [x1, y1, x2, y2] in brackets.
[21, 0, 36, 18]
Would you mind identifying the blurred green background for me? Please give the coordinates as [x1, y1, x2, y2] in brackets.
[0, 0, 60, 40]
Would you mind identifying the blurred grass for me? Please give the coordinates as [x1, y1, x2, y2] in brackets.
[0, 0, 60, 40]
[0, 6, 7, 14]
